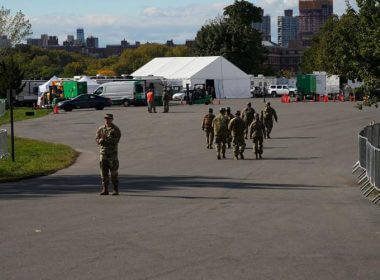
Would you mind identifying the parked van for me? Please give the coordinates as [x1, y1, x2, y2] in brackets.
[93, 81, 146, 106]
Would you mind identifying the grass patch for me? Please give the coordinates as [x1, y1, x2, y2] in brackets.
[0, 136, 79, 182]
[0, 107, 50, 126]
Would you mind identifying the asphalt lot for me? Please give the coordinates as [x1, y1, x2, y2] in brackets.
[1, 98, 379, 280]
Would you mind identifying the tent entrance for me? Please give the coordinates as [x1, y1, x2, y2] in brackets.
[206, 79, 216, 98]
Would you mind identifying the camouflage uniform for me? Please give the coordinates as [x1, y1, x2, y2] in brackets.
[162, 91, 170, 113]
[96, 122, 121, 194]
[261, 106, 278, 138]
[202, 112, 216, 149]
[249, 118, 265, 159]
[242, 106, 255, 139]
[228, 114, 246, 160]
[225, 109, 234, 148]
[212, 112, 228, 159]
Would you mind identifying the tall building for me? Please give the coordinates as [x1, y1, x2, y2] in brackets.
[278, 10, 299, 46]
[48, 36, 59, 46]
[40, 34, 49, 47]
[76, 28, 85, 45]
[299, 0, 333, 46]
[86, 36, 99, 48]
[253, 10, 271, 41]
[27, 38, 42, 47]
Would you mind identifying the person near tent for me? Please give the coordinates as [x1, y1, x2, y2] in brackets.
[212, 108, 228, 160]
[242, 102, 255, 139]
[228, 110, 246, 160]
[261, 102, 278, 139]
[162, 89, 170, 113]
[225, 107, 234, 148]
[202, 108, 215, 149]
[146, 88, 156, 113]
[250, 113, 266, 159]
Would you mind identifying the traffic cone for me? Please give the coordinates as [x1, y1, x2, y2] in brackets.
[324, 95, 329, 103]
[54, 105, 59, 114]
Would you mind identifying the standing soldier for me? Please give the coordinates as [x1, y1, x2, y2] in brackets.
[212, 108, 228, 160]
[202, 108, 216, 149]
[96, 114, 122, 195]
[146, 88, 156, 113]
[225, 107, 234, 148]
[249, 113, 265, 159]
[261, 102, 278, 138]
[162, 89, 170, 113]
[228, 110, 246, 160]
[242, 102, 255, 139]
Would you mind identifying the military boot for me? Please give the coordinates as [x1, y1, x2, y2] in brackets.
[255, 153, 258, 160]
[234, 153, 239, 160]
[217, 155, 221, 160]
[259, 154, 263, 159]
[100, 184, 109, 195]
[222, 153, 226, 159]
[112, 185, 119, 196]
[240, 153, 244, 160]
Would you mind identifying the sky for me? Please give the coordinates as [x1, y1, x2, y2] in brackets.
[2, 0, 358, 47]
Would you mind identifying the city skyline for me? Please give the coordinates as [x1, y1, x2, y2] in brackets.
[3, 0, 358, 46]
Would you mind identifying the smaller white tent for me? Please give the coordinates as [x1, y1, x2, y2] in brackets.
[38, 76, 60, 96]
[132, 56, 251, 99]
[79, 76, 99, 94]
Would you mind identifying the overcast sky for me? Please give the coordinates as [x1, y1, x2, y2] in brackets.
[3, 0, 358, 46]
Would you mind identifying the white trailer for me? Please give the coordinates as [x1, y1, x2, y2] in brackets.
[326, 75, 340, 94]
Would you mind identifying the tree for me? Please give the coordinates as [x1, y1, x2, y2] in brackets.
[62, 62, 86, 77]
[0, 56, 25, 98]
[301, 0, 380, 91]
[193, 0, 266, 74]
[0, 6, 32, 48]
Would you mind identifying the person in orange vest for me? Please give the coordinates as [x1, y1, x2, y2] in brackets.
[146, 88, 156, 113]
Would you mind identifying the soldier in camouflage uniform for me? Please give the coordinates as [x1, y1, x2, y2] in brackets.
[249, 113, 265, 159]
[212, 108, 228, 160]
[162, 89, 170, 113]
[261, 102, 278, 139]
[96, 114, 122, 195]
[242, 102, 255, 139]
[225, 107, 234, 148]
[202, 108, 216, 149]
[228, 110, 246, 160]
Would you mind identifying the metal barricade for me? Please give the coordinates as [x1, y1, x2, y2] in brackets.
[354, 123, 380, 203]
[0, 129, 8, 159]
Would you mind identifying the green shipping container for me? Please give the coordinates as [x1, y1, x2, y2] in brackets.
[297, 74, 316, 95]
[63, 81, 88, 98]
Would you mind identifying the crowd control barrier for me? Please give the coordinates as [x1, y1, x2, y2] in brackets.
[0, 129, 8, 159]
[353, 123, 380, 203]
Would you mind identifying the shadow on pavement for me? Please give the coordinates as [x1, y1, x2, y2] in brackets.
[0, 175, 336, 200]
[272, 137, 317, 140]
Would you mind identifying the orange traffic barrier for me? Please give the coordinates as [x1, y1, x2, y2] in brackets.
[53, 105, 59, 114]
[324, 95, 329, 103]
[338, 94, 344, 102]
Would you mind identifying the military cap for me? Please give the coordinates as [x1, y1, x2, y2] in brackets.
[266, 102, 271, 106]
[235, 110, 241, 116]
[209, 108, 213, 113]
[104, 113, 114, 120]
[247, 102, 252, 106]
[226, 107, 231, 112]
[220, 107, 226, 112]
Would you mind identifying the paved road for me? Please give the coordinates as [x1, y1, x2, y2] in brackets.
[1, 99, 379, 280]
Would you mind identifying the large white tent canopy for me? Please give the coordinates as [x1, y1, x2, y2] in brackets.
[79, 76, 99, 94]
[132, 56, 251, 98]
[38, 76, 60, 96]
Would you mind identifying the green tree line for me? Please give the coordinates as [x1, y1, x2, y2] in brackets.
[301, 0, 380, 91]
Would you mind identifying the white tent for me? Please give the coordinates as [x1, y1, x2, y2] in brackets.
[79, 76, 99, 94]
[132, 56, 251, 99]
[38, 76, 60, 96]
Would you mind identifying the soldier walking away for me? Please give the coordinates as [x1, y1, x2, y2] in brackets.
[162, 89, 170, 113]
[212, 108, 228, 160]
[242, 102, 255, 139]
[202, 108, 216, 149]
[261, 102, 278, 139]
[96, 114, 122, 195]
[225, 107, 234, 148]
[228, 110, 246, 160]
[249, 113, 265, 159]
[146, 88, 156, 113]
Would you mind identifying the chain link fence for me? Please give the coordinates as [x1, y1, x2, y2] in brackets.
[353, 123, 380, 203]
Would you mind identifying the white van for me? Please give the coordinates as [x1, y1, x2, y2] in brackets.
[94, 81, 146, 106]
[268, 85, 297, 97]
